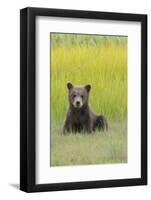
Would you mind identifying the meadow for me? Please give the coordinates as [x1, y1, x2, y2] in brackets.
[50, 33, 127, 166]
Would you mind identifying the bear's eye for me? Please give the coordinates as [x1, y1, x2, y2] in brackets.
[73, 94, 76, 98]
[81, 95, 83, 98]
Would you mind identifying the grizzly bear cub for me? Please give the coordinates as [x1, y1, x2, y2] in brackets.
[63, 82, 108, 133]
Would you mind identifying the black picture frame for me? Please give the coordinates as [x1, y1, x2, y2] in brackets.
[20, 7, 147, 192]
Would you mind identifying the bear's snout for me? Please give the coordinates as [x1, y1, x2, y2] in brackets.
[76, 101, 80, 106]
[73, 96, 83, 108]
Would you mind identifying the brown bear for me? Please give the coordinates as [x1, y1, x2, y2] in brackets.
[63, 82, 108, 133]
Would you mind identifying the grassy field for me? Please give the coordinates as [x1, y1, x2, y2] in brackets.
[50, 33, 127, 166]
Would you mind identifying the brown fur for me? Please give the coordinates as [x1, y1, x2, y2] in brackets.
[63, 82, 108, 133]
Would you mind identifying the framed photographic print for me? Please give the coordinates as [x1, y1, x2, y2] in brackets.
[20, 7, 147, 192]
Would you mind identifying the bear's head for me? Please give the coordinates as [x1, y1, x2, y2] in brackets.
[67, 82, 91, 109]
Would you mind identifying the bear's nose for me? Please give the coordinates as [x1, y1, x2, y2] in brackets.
[76, 101, 80, 106]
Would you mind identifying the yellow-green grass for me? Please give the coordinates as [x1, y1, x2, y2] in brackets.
[50, 34, 127, 166]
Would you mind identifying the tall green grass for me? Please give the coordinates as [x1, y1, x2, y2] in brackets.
[50, 33, 127, 166]
[51, 33, 127, 48]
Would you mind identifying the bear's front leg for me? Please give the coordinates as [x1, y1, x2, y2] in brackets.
[83, 120, 93, 133]
[63, 117, 72, 134]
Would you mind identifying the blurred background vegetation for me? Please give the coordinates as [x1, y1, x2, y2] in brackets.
[50, 33, 128, 166]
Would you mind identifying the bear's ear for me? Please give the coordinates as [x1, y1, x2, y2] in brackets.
[85, 84, 91, 92]
[67, 82, 73, 90]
